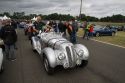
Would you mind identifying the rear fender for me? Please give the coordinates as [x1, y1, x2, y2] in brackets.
[31, 37, 37, 50]
[32, 36, 41, 49]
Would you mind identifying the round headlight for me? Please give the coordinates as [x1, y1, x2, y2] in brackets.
[78, 50, 84, 57]
[58, 53, 66, 60]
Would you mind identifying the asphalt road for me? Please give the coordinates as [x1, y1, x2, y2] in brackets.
[0, 29, 125, 83]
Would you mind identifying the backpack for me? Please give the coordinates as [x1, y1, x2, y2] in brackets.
[3, 25, 17, 45]
[72, 21, 78, 32]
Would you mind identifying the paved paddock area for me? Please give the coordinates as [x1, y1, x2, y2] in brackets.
[0, 29, 125, 83]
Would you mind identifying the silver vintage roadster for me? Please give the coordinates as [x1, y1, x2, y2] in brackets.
[31, 31, 89, 74]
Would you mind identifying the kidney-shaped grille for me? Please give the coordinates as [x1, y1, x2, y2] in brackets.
[66, 46, 73, 67]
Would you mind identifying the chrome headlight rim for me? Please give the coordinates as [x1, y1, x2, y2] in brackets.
[58, 53, 66, 60]
[78, 50, 84, 57]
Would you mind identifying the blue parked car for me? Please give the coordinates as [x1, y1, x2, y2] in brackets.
[93, 25, 116, 37]
[19, 22, 26, 28]
[123, 26, 125, 31]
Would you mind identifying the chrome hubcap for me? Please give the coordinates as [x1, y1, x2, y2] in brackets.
[96, 33, 99, 37]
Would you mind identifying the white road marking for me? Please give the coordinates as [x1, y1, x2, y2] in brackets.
[91, 39, 125, 49]
[77, 35, 125, 49]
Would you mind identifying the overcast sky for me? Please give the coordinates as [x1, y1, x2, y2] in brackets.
[0, 0, 125, 18]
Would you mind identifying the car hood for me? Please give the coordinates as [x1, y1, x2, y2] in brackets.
[39, 32, 71, 48]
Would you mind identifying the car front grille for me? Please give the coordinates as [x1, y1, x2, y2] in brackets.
[71, 46, 76, 66]
[66, 46, 75, 67]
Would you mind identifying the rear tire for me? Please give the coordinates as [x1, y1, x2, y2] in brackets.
[43, 56, 54, 75]
[31, 40, 36, 52]
[25, 31, 27, 35]
[112, 32, 115, 36]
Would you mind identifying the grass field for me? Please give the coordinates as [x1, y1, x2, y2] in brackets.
[93, 31, 125, 47]
[89, 22, 125, 26]
[77, 28, 125, 47]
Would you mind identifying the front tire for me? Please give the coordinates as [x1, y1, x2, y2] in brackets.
[79, 60, 88, 67]
[0, 63, 4, 73]
[43, 56, 54, 75]
[96, 32, 100, 37]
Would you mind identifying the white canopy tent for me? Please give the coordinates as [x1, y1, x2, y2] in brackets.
[3, 15, 8, 20]
[0, 15, 11, 20]
[31, 17, 37, 21]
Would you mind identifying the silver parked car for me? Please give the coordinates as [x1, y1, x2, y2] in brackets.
[31, 31, 89, 74]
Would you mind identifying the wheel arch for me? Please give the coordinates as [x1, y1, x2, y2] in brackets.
[42, 47, 57, 68]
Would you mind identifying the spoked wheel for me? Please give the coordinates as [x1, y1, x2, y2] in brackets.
[43, 56, 54, 75]
[96, 32, 100, 37]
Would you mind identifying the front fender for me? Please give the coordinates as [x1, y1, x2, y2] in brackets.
[74, 44, 89, 60]
[43, 47, 56, 68]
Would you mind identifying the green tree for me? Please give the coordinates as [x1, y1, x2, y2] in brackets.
[3, 12, 11, 17]
[12, 12, 25, 19]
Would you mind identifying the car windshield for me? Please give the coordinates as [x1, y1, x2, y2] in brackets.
[94, 25, 103, 30]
